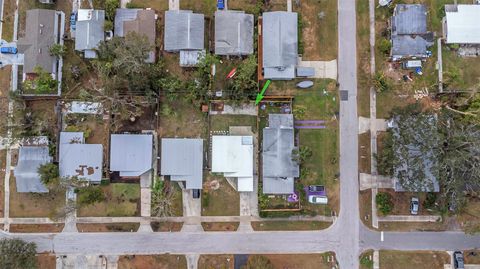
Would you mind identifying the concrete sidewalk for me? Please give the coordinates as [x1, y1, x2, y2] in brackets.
[378, 215, 442, 222]
[359, 173, 394, 190]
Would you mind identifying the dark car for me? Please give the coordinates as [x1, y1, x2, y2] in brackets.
[308, 185, 325, 193]
[192, 189, 200, 199]
[453, 251, 464, 269]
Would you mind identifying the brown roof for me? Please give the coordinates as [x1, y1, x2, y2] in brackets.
[123, 10, 156, 45]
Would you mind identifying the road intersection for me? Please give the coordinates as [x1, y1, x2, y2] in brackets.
[1, 0, 479, 268]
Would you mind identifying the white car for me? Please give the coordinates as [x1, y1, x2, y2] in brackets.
[308, 195, 328, 205]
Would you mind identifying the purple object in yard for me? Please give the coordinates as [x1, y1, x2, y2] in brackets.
[295, 126, 326, 129]
[287, 191, 299, 203]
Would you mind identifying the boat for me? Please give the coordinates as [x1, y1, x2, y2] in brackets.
[296, 80, 314, 89]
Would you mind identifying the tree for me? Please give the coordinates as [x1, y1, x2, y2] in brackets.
[373, 72, 391, 93]
[291, 146, 313, 165]
[49, 44, 65, 57]
[0, 238, 37, 269]
[188, 53, 219, 105]
[37, 163, 59, 186]
[105, 0, 119, 22]
[376, 192, 393, 215]
[244, 255, 274, 269]
[23, 66, 58, 94]
[228, 55, 258, 101]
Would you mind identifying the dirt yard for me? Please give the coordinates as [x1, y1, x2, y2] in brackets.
[201, 222, 239, 231]
[150, 222, 183, 232]
[76, 223, 139, 232]
[198, 255, 234, 269]
[9, 224, 64, 233]
[36, 254, 56, 269]
[118, 255, 187, 269]
[249, 253, 337, 269]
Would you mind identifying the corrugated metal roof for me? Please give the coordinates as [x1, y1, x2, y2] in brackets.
[110, 134, 153, 177]
[445, 5, 480, 44]
[164, 10, 204, 51]
[263, 177, 294, 195]
[391, 35, 428, 59]
[14, 146, 51, 193]
[214, 11, 254, 55]
[392, 4, 427, 35]
[75, 9, 105, 53]
[17, 9, 58, 74]
[161, 138, 203, 189]
[262, 11, 298, 80]
[59, 144, 103, 182]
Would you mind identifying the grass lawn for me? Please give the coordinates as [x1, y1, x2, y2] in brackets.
[76, 223, 140, 232]
[251, 221, 331, 231]
[359, 190, 373, 229]
[293, 81, 339, 216]
[442, 46, 480, 90]
[77, 184, 140, 217]
[198, 255, 234, 269]
[360, 250, 374, 269]
[359, 132, 371, 174]
[9, 175, 65, 218]
[210, 114, 257, 133]
[456, 197, 480, 234]
[9, 224, 64, 233]
[0, 150, 6, 217]
[379, 251, 450, 269]
[248, 253, 337, 269]
[128, 0, 168, 11]
[356, 0, 371, 118]
[295, 0, 337, 60]
[180, 0, 216, 16]
[158, 99, 208, 138]
[1, 0, 16, 41]
[201, 222, 239, 231]
[118, 255, 187, 269]
[202, 175, 240, 216]
[150, 222, 183, 232]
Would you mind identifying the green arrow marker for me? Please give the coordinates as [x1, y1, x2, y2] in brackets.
[255, 80, 271, 105]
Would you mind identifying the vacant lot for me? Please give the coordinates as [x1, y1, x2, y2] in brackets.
[251, 221, 331, 231]
[77, 184, 140, 217]
[379, 251, 450, 269]
[202, 175, 239, 216]
[118, 255, 187, 269]
[9, 175, 65, 218]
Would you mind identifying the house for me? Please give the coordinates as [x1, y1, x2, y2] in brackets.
[161, 138, 203, 189]
[164, 10, 205, 66]
[211, 135, 253, 192]
[109, 134, 153, 178]
[443, 5, 480, 45]
[391, 4, 433, 61]
[16, 9, 65, 94]
[262, 11, 298, 80]
[59, 132, 103, 183]
[14, 146, 52, 193]
[115, 8, 156, 62]
[75, 9, 105, 58]
[262, 114, 299, 194]
[214, 10, 254, 56]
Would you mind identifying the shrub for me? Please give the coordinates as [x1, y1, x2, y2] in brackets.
[376, 192, 393, 215]
[78, 186, 105, 206]
[378, 38, 392, 55]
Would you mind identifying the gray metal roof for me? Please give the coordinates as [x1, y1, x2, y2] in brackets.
[110, 134, 153, 177]
[59, 143, 103, 182]
[262, 114, 299, 194]
[214, 11, 254, 55]
[391, 35, 429, 59]
[17, 9, 57, 74]
[392, 4, 427, 35]
[75, 10, 105, 52]
[161, 138, 203, 189]
[262, 11, 298, 80]
[164, 10, 204, 51]
[14, 146, 51, 193]
[60, 132, 84, 145]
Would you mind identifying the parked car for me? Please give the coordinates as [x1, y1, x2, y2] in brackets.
[308, 195, 328, 205]
[192, 189, 200, 199]
[217, 0, 225, 9]
[410, 197, 419, 215]
[1, 47, 17, 54]
[453, 251, 464, 269]
[70, 12, 77, 30]
[308, 185, 325, 193]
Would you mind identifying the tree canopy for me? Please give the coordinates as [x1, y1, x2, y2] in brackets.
[0, 238, 37, 269]
[37, 163, 59, 186]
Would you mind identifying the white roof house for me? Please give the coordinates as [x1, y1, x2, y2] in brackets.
[110, 134, 153, 177]
[444, 5, 480, 44]
[59, 132, 103, 183]
[211, 136, 253, 192]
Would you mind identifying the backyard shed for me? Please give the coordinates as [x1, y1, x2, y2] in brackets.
[161, 138, 203, 189]
[211, 135, 253, 192]
[262, 11, 298, 80]
[214, 10, 254, 55]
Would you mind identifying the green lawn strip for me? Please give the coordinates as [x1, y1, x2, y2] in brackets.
[180, 0, 216, 16]
[251, 221, 331, 231]
[210, 114, 257, 133]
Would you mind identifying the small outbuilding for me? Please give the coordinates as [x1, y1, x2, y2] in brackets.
[214, 10, 254, 56]
[161, 138, 203, 190]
